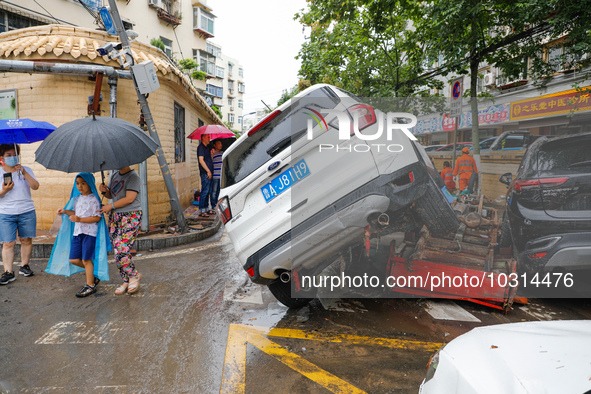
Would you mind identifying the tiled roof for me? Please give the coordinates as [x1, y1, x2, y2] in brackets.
[0, 24, 221, 123]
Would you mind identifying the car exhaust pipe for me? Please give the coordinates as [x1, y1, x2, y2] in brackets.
[378, 213, 390, 226]
[279, 271, 291, 283]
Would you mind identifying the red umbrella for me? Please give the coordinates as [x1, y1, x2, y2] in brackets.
[187, 124, 235, 140]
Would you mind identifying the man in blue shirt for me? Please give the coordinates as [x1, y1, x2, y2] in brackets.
[198, 134, 214, 217]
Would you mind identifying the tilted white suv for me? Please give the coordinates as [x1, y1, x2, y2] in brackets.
[217, 84, 458, 307]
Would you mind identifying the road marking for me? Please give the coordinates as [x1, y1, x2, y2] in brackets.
[424, 300, 481, 322]
[220, 324, 443, 393]
[35, 321, 148, 344]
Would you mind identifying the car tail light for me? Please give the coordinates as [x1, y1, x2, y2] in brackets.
[513, 177, 568, 192]
[217, 196, 232, 224]
[247, 110, 281, 136]
[528, 252, 547, 259]
[409, 171, 414, 182]
[424, 349, 442, 383]
[348, 104, 376, 133]
[246, 267, 255, 277]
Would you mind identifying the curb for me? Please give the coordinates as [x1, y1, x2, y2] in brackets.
[10, 218, 222, 259]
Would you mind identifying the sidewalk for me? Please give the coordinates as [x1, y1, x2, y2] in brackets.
[11, 205, 222, 259]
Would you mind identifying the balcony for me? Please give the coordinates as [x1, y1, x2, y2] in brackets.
[157, 8, 181, 27]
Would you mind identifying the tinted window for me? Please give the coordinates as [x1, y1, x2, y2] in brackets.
[480, 138, 495, 149]
[502, 137, 525, 149]
[223, 87, 340, 187]
[537, 136, 591, 174]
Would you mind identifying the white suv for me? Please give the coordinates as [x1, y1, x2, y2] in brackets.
[217, 84, 458, 307]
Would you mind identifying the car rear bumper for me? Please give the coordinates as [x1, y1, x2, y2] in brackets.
[243, 162, 434, 284]
[519, 232, 591, 272]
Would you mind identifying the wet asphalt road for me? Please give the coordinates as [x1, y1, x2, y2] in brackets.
[1, 230, 591, 393]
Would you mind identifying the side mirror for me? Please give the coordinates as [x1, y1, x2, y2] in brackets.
[499, 172, 512, 185]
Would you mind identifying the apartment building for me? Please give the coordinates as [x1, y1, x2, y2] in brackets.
[198, 41, 245, 132]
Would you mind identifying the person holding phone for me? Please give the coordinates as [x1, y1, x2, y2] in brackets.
[0, 144, 40, 286]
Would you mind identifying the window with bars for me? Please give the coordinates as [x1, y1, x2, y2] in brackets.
[174, 102, 185, 163]
[0, 10, 45, 33]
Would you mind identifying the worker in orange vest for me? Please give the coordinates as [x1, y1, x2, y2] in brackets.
[440, 161, 456, 191]
[453, 147, 478, 191]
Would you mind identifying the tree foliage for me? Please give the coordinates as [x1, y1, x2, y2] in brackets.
[296, 0, 438, 98]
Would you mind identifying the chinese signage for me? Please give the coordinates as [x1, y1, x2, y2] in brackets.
[510, 87, 591, 120]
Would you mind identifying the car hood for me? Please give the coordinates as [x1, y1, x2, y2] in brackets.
[434, 320, 591, 394]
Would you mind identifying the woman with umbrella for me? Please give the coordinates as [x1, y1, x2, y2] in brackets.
[0, 144, 39, 285]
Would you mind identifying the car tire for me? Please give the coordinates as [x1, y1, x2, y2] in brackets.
[499, 213, 512, 248]
[414, 181, 460, 236]
[267, 276, 317, 308]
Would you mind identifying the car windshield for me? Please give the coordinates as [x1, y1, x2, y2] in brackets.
[223, 86, 341, 187]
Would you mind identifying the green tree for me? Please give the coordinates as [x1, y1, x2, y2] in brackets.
[417, 0, 591, 182]
[150, 38, 165, 52]
[277, 84, 300, 107]
[177, 58, 206, 80]
[296, 0, 437, 99]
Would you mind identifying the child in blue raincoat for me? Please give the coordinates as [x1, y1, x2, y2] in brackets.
[46, 173, 111, 297]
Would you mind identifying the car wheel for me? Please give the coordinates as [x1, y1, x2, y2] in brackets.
[267, 275, 316, 309]
[499, 212, 512, 248]
[414, 181, 460, 236]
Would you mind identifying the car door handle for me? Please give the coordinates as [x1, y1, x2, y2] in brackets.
[288, 199, 308, 213]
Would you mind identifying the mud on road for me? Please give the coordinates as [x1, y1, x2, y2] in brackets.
[1, 232, 591, 393]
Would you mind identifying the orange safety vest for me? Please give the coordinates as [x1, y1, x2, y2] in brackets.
[440, 167, 455, 188]
[453, 154, 478, 176]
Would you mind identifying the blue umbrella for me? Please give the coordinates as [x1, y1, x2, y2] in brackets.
[0, 118, 56, 144]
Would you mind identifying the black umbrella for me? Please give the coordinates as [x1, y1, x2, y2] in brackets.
[35, 115, 158, 174]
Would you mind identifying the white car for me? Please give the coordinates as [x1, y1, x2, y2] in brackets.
[217, 84, 459, 307]
[420, 320, 591, 394]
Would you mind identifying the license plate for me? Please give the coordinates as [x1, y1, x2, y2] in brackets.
[261, 159, 311, 203]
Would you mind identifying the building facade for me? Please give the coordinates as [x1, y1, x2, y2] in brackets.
[198, 41, 245, 133]
[0, 23, 221, 229]
[413, 58, 591, 145]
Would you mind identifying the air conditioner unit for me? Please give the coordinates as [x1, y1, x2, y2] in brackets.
[483, 72, 496, 87]
[497, 72, 527, 87]
[230, 107, 234, 111]
[148, 0, 163, 9]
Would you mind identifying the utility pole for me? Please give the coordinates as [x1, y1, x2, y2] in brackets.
[105, 0, 187, 232]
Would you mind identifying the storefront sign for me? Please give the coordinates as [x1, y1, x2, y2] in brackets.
[510, 87, 591, 120]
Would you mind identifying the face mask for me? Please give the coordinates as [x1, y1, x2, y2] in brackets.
[4, 156, 18, 167]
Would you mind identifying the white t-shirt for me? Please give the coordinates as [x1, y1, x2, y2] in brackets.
[0, 166, 37, 215]
[73, 194, 101, 237]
